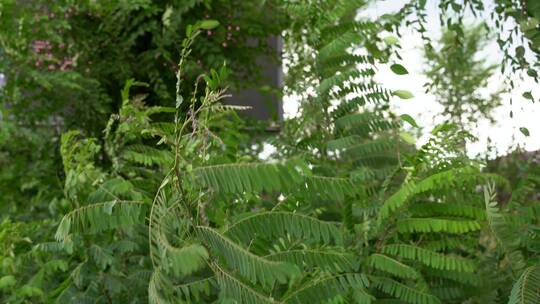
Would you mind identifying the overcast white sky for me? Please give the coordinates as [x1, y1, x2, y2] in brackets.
[282, 0, 540, 158]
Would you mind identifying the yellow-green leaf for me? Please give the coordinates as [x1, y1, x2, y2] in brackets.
[393, 90, 414, 99]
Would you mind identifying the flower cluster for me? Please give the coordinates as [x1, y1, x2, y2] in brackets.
[32, 40, 75, 71]
[204, 14, 240, 48]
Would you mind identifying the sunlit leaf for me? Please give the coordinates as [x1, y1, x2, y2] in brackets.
[393, 90, 414, 99]
[199, 20, 220, 30]
[400, 114, 419, 128]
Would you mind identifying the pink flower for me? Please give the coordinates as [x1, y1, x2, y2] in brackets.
[60, 58, 74, 71]
[32, 40, 49, 53]
[222, 42, 227, 48]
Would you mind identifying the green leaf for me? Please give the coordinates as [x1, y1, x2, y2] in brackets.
[0, 275, 16, 289]
[162, 6, 173, 28]
[393, 90, 414, 99]
[520, 127, 530, 137]
[55, 201, 146, 241]
[176, 95, 184, 108]
[368, 254, 420, 279]
[508, 264, 540, 304]
[373, 276, 441, 304]
[431, 122, 456, 134]
[516, 46, 526, 58]
[390, 64, 409, 75]
[400, 114, 419, 128]
[196, 226, 300, 288]
[523, 91, 534, 101]
[282, 273, 371, 304]
[103, 200, 116, 215]
[399, 132, 416, 145]
[199, 20, 220, 30]
[383, 36, 399, 45]
[225, 211, 343, 245]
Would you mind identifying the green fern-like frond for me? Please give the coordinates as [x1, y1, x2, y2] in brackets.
[381, 244, 475, 272]
[330, 82, 391, 105]
[350, 166, 398, 183]
[431, 286, 464, 302]
[190, 153, 364, 203]
[372, 276, 441, 304]
[212, 263, 279, 304]
[422, 238, 477, 252]
[224, 211, 343, 245]
[196, 226, 300, 287]
[327, 135, 364, 151]
[144, 106, 177, 115]
[121, 144, 174, 167]
[484, 182, 520, 249]
[317, 53, 375, 75]
[89, 244, 114, 270]
[368, 254, 421, 279]
[304, 176, 358, 201]
[55, 200, 146, 241]
[162, 243, 209, 277]
[318, 67, 376, 97]
[192, 160, 307, 194]
[332, 93, 390, 117]
[425, 269, 482, 286]
[379, 166, 479, 220]
[396, 218, 481, 234]
[86, 177, 143, 203]
[318, 21, 379, 60]
[335, 113, 399, 136]
[34, 241, 72, 253]
[508, 264, 540, 304]
[409, 203, 486, 220]
[175, 277, 215, 303]
[318, 31, 362, 62]
[282, 273, 372, 304]
[266, 249, 358, 272]
[149, 269, 175, 304]
[334, 139, 399, 162]
[142, 122, 176, 140]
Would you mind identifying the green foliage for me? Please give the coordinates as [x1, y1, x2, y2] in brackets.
[423, 23, 504, 127]
[381, 244, 476, 272]
[368, 254, 421, 279]
[1, 1, 540, 303]
[225, 212, 343, 245]
[372, 276, 441, 304]
[55, 200, 147, 241]
[508, 264, 540, 304]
